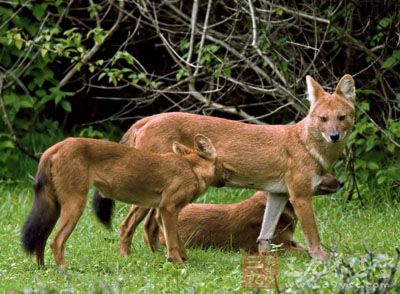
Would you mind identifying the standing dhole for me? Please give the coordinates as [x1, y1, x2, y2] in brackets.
[94, 75, 356, 261]
[21, 135, 218, 266]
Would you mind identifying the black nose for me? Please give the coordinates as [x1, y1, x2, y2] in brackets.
[330, 133, 340, 142]
[339, 180, 344, 187]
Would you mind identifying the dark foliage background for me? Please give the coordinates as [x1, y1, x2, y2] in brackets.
[0, 0, 399, 197]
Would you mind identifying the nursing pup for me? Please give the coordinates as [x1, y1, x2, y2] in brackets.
[21, 135, 217, 266]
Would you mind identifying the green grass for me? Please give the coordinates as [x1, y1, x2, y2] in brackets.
[0, 183, 399, 293]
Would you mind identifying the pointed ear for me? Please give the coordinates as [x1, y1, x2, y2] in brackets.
[222, 162, 237, 179]
[172, 142, 193, 155]
[194, 134, 216, 159]
[335, 74, 355, 102]
[306, 75, 325, 104]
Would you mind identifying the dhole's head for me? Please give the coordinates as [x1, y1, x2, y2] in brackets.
[306, 74, 356, 144]
[172, 134, 217, 185]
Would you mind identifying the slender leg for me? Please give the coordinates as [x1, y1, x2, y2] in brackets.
[154, 209, 164, 236]
[158, 206, 183, 263]
[153, 208, 187, 260]
[50, 197, 86, 268]
[288, 240, 307, 252]
[257, 193, 289, 254]
[177, 233, 188, 261]
[119, 205, 150, 256]
[289, 196, 328, 261]
[143, 209, 161, 252]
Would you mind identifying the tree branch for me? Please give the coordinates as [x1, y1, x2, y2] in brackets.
[58, 0, 125, 89]
[0, 74, 38, 161]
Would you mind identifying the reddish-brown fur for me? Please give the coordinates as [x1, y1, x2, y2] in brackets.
[167, 192, 297, 252]
[21, 136, 218, 266]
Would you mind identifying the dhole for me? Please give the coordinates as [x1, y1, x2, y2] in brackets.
[94, 75, 356, 261]
[119, 174, 343, 254]
[21, 135, 217, 266]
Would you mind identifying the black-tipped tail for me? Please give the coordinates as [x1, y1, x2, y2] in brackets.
[92, 190, 114, 228]
[21, 172, 59, 256]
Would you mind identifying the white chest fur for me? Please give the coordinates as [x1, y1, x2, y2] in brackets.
[261, 180, 288, 193]
[311, 175, 322, 191]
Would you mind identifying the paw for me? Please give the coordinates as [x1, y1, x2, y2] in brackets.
[166, 250, 184, 264]
[150, 240, 160, 252]
[258, 240, 273, 255]
[180, 253, 188, 261]
[119, 246, 130, 256]
[166, 255, 184, 264]
[309, 249, 329, 261]
[57, 261, 68, 269]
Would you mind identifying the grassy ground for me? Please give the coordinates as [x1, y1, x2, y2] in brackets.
[0, 182, 399, 293]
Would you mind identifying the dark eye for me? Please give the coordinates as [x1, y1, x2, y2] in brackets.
[338, 115, 346, 121]
[319, 116, 328, 122]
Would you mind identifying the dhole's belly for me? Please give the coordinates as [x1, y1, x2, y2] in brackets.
[226, 178, 288, 193]
[95, 184, 162, 207]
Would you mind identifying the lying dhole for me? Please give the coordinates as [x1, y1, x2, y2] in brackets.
[21, 135, 217, 266]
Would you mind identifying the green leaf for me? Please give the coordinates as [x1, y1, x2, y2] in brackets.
[176, 69, 187, 81]
[15, 118, 29, 130]
[276, 9, 284, 16]
[180, 40, 190, 51]
[61, 100, 72, 112]
[13, 33, 23, 50]
[3, 93, 17, 105]
[378, 17, 391, 29]
[387, 143, 395, 153]
[137, 72, 147, 81]
[360, 101, 370, 111]
[0, 140, 14, 149]
[367, 161, 379, 170]
[49, 87, 74, 104]
[87, 27, 106, 45]
[357, 89, 376, 96]
[207, 44, 220, 53]
[32, 3, 48, 21]
[377, 176, 386, 185]
[94, 34, 104, 45]
[75, 62, 83, 71]
[98, 72, 106, 81]
[381, 56, 397, 69]
[64, 27, 79, 37]
[381, 49, 400, 69]
[40, 48, 48, 57]
[223, 68, 231, 77]
[19, 96, 33, 108]
[112, 51, 135, 66]
[89, 64, 95, 73]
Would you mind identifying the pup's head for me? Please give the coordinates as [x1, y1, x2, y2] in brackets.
[212, 161, 237, 188]
[172, 134, 216, 161]
[306, 74, 356, 144]
[172, 134, 217, 189]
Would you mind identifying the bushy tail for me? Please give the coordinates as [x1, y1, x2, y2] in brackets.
[21, 162, 59, 261]
[92, 191, 114, 228]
